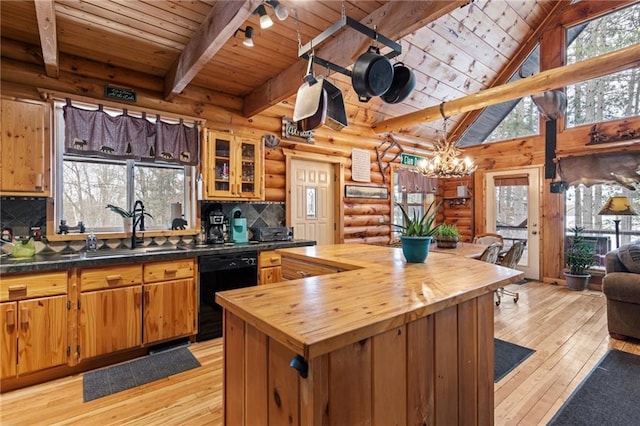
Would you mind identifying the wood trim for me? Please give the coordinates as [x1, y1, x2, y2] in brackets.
[559, 0, 638, 27]
[33, 0, 58, 78]
[373, 43, 640, 133]
[163, 0, 262, 100]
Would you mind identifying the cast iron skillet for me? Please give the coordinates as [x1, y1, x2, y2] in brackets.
[381, 62, 416, 104]
[351, 45, 394, 103]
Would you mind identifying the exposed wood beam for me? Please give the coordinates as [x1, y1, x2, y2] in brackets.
[449, 0, 572, 142]
[372, 43, 640, 134]
[242, 0, 467, 118]
[163, 0, 262, 101]
[33, 0, 58, 78]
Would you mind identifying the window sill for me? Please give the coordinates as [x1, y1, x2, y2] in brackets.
[46, 228, 198, 242]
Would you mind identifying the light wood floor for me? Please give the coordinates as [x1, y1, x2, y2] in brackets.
[1, 281, 639, 425]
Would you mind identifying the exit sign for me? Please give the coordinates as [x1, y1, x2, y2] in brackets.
[401, 153, 425, 166]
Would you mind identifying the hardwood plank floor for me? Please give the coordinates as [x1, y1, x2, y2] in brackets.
[1, 282, 639, 425]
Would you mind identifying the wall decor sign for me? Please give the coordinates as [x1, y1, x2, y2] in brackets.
[345, 185, 388, 199]
[104, 86, 137, 103]
[401, 153, 425, 166]
[351, 148, 371, 182]
[282, 117, 315, 143]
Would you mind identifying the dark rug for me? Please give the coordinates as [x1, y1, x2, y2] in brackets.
[83, 346, 201, 402]
[514, 278, 534, 285]
[548, 349, 640, 425]
[495, 338, 535, 382]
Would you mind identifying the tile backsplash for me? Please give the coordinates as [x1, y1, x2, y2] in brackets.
[201, 201, 286, 228]
[1, 197, 47, 240]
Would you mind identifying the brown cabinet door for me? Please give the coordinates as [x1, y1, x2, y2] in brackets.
[17, 295, 67, 375]
[79, 286, 142, 359]
[0, 98, 50, 195]
[1, 302, 17, 379]
[259, 266, 282, 285]
[143, 279, 196, 344]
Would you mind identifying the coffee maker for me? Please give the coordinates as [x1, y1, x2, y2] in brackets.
[204, 203, 227, 244]
[230, 207, 248, 244]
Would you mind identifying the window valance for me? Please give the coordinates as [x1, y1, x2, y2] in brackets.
[398, 168, 438, 193]
[558, 151, 640, 190]
[63, 100, 199, 165]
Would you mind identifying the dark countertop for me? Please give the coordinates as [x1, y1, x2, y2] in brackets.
[0, 240, 315, 275]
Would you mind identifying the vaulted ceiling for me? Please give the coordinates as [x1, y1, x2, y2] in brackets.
[0, 0, 604, 147]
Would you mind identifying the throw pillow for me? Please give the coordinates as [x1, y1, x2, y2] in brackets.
[617, 240, 640, 273]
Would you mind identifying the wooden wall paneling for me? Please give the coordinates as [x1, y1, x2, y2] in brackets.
[407, 315, 436, 425]
[434, 305, 459, 425]
[268, 337, 299, 425]
[372, 327, 407, 425]
[299, 354, 329, 426]
[245, 324, 268, 424]
[223, 311, 245, 426]
[477, 292, 495, 426]
[457, 298, 479, 425]
[328, 338, 372, 424]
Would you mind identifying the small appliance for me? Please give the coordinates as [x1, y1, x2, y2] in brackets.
[250, 226, 293, 242]
[231, 207, 248, 243]
[204, 203, 227, 244]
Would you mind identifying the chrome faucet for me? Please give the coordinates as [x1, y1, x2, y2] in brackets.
[131, 200, 146, 249]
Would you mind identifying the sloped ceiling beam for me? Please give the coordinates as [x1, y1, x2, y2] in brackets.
[449, 0, 571, 143]
[164, 0, 263, 101]
[34, 0, 58, 78]
[242, 0, 467, 118]
[372, 43, 640, 134]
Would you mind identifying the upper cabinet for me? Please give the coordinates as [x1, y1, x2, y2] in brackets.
[201, 130, 263, 200]
[0, 98, 51, 196]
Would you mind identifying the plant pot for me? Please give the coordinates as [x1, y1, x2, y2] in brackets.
[564, 271, 591, 291]
[122, 216, 133, 231]
[436, 236, 459, 249]
[400, 236, 433, 263]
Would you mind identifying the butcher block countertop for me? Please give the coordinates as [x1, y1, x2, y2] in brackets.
[215, 243, 523, 359]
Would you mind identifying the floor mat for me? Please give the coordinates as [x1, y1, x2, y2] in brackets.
[494, 338, 535, 382]
[83, 346, 200, 402]
[548, 349, 640, 425]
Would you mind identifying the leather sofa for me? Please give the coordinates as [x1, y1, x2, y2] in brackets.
[602, 248, 640, 340]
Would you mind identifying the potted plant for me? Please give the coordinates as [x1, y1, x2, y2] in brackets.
[435, 223, 460, 249]
[106, 204, 152, 230]
[564, 226, 595, 291]
[392, 201, 441, 263]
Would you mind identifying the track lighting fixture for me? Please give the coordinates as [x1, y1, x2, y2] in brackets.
[256, 4, 273, 29]
[266, 0, 289, 21]
[234, 26, 254, 47]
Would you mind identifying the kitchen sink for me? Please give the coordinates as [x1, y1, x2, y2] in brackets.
[58, 246, 187, 259]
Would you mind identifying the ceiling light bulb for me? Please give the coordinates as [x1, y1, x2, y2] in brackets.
[256, 5, 273, 29]
[272, 1, 289, 20]
[243, 26, 254, 47]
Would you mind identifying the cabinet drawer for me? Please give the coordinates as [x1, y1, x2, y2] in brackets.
[144, 258, 195, 283]
[259, 250, 281, 267]
[281, 256, 344, 280]
[81, 264, 143, 291]
[1, 271, 67, 301]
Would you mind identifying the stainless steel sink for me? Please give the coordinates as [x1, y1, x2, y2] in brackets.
[59, 246, 186, 259]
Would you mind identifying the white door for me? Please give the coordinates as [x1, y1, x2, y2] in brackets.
[290, 159, 335, 245]
[485, 167, 541, 279]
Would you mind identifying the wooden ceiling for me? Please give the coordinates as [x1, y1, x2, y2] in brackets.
[0, 0, 575, 145]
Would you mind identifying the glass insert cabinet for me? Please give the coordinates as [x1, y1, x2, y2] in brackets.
[202, 130, 264, 200]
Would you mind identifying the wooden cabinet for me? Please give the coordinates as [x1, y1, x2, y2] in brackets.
[0, 97, 51, 195]
[1, 271, 68, 379]
[258, 250, 282, 285]
[201, 130, 263, 200]
[281, 255, 347, 280]
[78, 258, 196, 358]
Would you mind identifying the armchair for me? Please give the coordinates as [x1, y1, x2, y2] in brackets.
[602, 246, 640, 340]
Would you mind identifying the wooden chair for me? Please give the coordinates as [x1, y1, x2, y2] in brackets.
[495, 241, 526, 306]
[479, 242, 503, 264]
[473, 232, 504, 246]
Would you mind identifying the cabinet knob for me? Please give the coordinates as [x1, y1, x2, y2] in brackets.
[20, 307, 29, 326]
[296, 271, 310, 277]
[164, 268, 178, 275]
[5, 308, 15, 326]
[8, 285, 27, 298]
[270, 257, 279, 262]
[106, 275, 122, 282]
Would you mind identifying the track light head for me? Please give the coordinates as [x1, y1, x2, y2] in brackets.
[267, 0, 289, 21]
[256, 4, 273, 29]
[234, 26, 254, 47]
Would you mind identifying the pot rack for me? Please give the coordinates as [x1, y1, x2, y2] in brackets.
[297, 15, 402, 78]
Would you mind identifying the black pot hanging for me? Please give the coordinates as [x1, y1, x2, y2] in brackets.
[351, 45, 394, 102]
[381, 62, 415, 104]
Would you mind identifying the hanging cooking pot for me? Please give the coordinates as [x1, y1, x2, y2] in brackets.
[293, 54, 323, 123]
[351, 45, 394, 103]
[322, 78, 348, 131]
[297, 85, 327, 132]
[381, 62, 416, 104]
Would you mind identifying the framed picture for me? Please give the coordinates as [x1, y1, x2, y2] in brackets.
[345, 185, 388, 199]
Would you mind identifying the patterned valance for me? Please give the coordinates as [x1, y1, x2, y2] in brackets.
[63, 100, 199, 165]
[398, 168, 438, 193]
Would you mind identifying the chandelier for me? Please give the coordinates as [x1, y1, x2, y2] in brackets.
[417, 108, 476, 178]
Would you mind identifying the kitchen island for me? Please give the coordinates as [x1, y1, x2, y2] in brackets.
[215, 243, 523, 425]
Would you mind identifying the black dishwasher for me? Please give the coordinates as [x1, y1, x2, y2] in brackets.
[197, 251, 257, 341]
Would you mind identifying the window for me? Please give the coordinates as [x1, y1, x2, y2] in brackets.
[565, 3, 640, 127]
[485, 96, 540, 142]
[565, 184, 640, 267]
[54, 101, 194, 233]
[391, 168, 435, 242]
